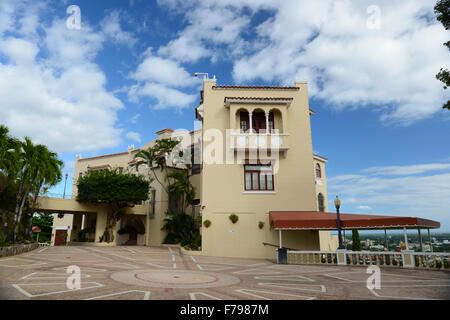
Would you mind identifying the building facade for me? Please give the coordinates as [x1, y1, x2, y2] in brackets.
[50, 78, 337, 259]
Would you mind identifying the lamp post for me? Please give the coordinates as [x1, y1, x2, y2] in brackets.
[334, 195, 345, 249]
[63, 173, 68, 199]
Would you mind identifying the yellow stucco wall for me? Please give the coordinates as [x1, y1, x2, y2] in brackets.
[45, 80, 336, 257]
[200, 80, 322, 259]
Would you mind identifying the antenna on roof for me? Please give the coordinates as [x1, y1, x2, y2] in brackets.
[194, 72, 209, 80]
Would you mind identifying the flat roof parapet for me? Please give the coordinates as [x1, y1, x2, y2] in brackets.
[213, 85, 299, 90]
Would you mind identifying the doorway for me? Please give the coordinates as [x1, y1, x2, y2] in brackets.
[54, 230, 67, 246]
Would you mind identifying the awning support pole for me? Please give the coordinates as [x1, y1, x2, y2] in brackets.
[418, 228, 423, 252]
[428, 228, 433, 252]
[279, 229, 282, 248]
[343, 230, 346, 249]
[403, 227, 409, 250]
[384, 229, 388, 250]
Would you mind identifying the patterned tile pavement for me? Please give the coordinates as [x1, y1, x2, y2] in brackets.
[0, 246, 449, 300]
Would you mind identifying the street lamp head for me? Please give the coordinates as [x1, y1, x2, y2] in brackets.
[334, 195, 341, 209]
[65, 173, 68, 179]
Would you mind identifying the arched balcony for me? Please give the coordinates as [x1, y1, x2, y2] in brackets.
[228, 103, 290, 156]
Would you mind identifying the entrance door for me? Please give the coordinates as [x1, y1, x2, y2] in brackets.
[252, 112, 266, 133]
[129, 229, 137, 245]
[54, 230, 67, 246]
[125, 228, 138, 245]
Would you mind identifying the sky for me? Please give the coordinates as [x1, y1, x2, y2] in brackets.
[0, 0, 449, 232]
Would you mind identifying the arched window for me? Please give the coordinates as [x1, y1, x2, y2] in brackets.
[318, 193, 325, 212]
[315, 163, 322, 178]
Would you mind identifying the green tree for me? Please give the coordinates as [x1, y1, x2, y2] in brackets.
[133, 138, 199, 246]
[352, 229, 362, 251]
[133, 138, 180, 194]
[10, 138, 63, 242]
[31, 213, 53, 243]
[0, 125, 20, 183]
[434, 0, 450, 110]
[26, 147, 63, 238]
[11, 137, 39, 241]
[161, 212, 199, 245]
[167, 167, 196, 212]
[76, 169, 150, 243]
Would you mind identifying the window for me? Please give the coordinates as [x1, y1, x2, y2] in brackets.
[268, 112, 275, 133]
[315, 163, 322, 178]
[240, 112, 249, 133]
[191, 146, 201, 175]
[244, 164, 274, 191]
[240, 111, 275, 133]
[149, 189, 156, 219]
[318, 193, 325, 212]
[192, 164, 201, 175]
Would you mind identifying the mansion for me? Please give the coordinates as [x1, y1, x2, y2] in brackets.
[51, 78, 338, 259]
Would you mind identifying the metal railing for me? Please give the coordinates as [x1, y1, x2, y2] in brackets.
[286, 250, 450, 271]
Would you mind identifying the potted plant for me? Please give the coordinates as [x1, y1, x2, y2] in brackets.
[229, 214, 239, 224]
[203, 219, 211, 228]
[258, 221, 265, 229]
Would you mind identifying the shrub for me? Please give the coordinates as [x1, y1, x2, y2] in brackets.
[203, 219, 211, 228]
[229, 214, 239, 224]
[0, 230, 7, 246]
[161, 212, 200, 246]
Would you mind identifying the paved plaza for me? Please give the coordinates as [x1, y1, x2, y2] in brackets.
[0, 246, 449, 300]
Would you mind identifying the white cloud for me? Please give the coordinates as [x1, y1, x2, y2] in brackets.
[328, 163, 450, 230]
[231, 0, 449, 124]
[129, 82, 197, 110]
[363, 163, 450, 176]
[128, 50, 198, 110]
[126, 131, 141, 143]
[357, 205, 372, 210]
[132, 52, 197, 87]
[156, 1, 255, 63]
[0, 2, 124, 153]
[157, 0, 449, 124]
[100, 10, 137, 47]
[129, 113, 141, 123]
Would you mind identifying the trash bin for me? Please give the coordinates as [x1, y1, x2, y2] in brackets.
[277, 247, 287, 264]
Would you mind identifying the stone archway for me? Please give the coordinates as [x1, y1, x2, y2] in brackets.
[121, 216, 145, 245]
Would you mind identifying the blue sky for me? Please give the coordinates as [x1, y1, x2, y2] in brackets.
[0, 0, 449, 231]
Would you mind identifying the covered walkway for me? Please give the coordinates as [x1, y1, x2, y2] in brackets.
[269, 211, 440, 251]
[36, 197, 149, 245]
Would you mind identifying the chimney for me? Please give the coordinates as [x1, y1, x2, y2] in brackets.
[156, 128, 174, 136]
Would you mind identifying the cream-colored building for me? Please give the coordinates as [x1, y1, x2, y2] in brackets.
[50, 78, 337, 259]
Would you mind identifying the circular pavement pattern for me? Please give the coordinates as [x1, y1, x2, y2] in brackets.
[110, 269, 241, 289]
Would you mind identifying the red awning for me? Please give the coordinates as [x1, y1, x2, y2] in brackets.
[269, 211, 440, 230]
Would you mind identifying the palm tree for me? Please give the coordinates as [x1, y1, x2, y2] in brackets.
[11, 137, 37, 241]
[0, 125, 20, 182]
[133, 138, 180, 193]
[167, 167, 195, 212]
[25, 147, 63, 239]
[10, 138, 63, 242]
